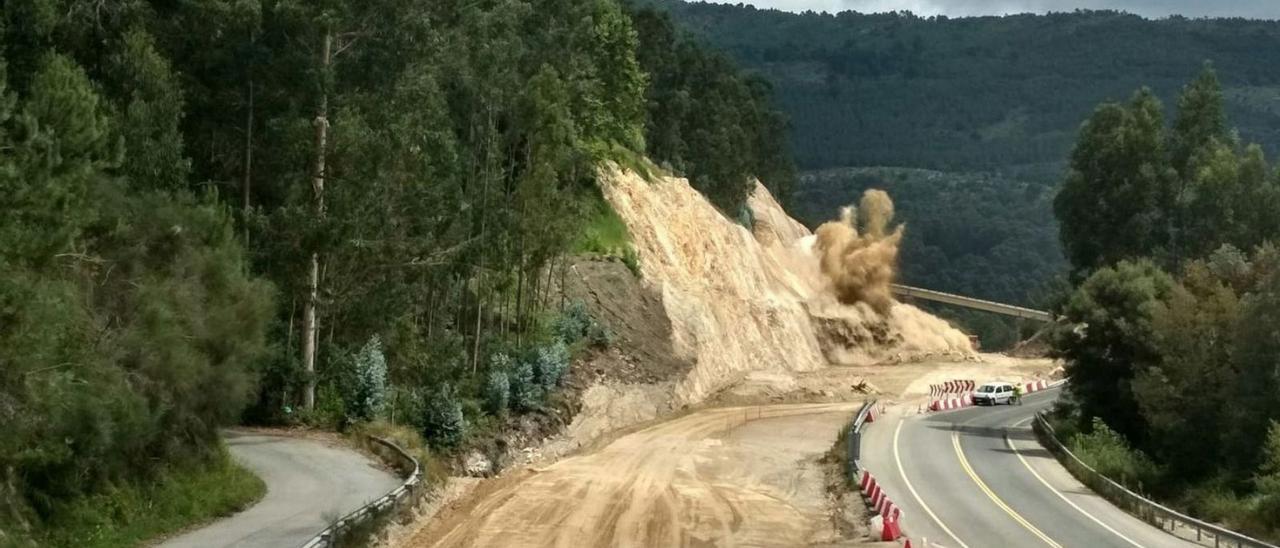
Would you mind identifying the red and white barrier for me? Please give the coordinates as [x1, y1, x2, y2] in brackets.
[1023, 379, 1056, 394]
[926, 378, 1065, 413]
[928, 379, 975, 397]
[928, 393, 974, 412]
[859, 471, 903, 541]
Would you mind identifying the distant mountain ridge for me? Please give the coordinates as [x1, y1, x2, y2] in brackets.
[642, 0, 1280, 174]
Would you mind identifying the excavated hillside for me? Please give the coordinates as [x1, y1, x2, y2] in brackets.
[398, 166, 1027, 548]
[599, 165, 973, 405]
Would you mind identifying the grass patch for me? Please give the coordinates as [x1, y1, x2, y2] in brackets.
[37, 445, 265, 548]
[828, 415, 860, 490]
[578, 192, 637, 259]
[602, 143, 662, 182]
[349, 421, 449, 487]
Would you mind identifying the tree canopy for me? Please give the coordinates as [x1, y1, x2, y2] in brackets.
[0, 0, 796, 543]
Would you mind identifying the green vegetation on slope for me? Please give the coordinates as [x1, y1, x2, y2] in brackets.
[0, 0, 795, 543]
[641, 0, 1280, 174]
[39, 447, 265, 548]
[630, 4, 798, 212]
[1050, 67, 1280, 542]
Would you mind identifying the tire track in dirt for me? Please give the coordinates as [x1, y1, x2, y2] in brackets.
[403, 403, 863, 548]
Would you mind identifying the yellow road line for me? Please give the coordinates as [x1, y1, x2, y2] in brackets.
[1005, 418, 1146, 548]
[951, 431, 1063, 548]
[893, 419, 971, 548]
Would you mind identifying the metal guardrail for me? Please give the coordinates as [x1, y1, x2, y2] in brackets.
[891, 284, 1053, 322]
[1033, 412, 1279, 548]
[846, 399, 877, 480]
[300, 436, 424, 548]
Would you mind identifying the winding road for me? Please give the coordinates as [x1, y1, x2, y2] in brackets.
[861, 387, 1198, 548]
[159, 430, 400, 548]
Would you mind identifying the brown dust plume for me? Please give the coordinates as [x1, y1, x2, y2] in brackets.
[812, 189, 903, 315]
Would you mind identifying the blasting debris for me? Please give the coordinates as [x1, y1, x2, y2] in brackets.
[813, 189, 904, 315]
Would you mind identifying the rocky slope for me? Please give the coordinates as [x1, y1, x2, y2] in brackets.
[599, 165, 973, 406]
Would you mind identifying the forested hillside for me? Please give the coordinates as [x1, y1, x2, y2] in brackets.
[0, 0, 791, 544]
[642, 0, 1280, 174]
[1050, 67, 1280, 541]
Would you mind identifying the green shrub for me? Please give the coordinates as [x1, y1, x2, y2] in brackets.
[553, 302, 593, 342]
[621, 245, 642, 278]
[1069, 417, 1159, 489]
[1254, 421, 1280, 532]
[509, 361, 542, 412]
[535, 341, 570, 390]
[301, 383, 348, 430]
[38, 446, 264, 548]
[484, 370, 510, 417]
[587, 320, 615, 348]
[347, 336, 388, 422]
[421, 384, 466, 449]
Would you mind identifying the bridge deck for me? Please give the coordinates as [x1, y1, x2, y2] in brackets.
[890, 284, 1053, 322]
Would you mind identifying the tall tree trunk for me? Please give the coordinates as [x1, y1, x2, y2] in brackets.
[302, 31, 332, 410]
[243, 78, 254, 212]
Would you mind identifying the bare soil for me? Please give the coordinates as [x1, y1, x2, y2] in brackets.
[401, 403, 879, 548]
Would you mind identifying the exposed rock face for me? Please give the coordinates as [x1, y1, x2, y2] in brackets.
[599, 166, 972, 405]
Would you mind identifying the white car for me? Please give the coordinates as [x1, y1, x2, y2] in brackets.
[972, 382, 1017, 406]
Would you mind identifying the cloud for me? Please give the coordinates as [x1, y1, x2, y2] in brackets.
[705, 0, 1280, 19]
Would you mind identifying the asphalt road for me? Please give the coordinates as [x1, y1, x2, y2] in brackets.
[158, 430, 400, 548]
[861, 388, 1200, 548]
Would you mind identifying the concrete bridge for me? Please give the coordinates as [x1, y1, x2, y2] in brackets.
[891, 284, 1053, 322]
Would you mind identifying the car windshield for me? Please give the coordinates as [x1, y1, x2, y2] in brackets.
[978, 385, 995, 393]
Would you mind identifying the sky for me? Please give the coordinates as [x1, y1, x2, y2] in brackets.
[703, 0, 1280, 19]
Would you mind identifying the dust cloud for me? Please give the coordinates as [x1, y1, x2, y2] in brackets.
[813, 189, 903, 315]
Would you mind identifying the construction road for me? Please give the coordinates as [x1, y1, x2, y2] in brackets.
[860, 387, 1199, 548]
[406, 403, 864, 548]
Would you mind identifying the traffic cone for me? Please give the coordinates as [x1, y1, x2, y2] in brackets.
[903, 540, 912, 548]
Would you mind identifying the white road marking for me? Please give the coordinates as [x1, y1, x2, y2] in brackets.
[1005, 416, 1147, 548]
[893, 418, 971, 548]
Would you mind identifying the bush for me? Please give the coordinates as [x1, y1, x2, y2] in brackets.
[1255, 421, 1280, 531]
[484, 370, 510, 417]
[534, 341, 570, 390]
[553, 302, 593, 342]
[509, 361, 542, 412]
[587, 320, 615, 348]
[421, 384, 466, 449]
[346, 336, 388, 422]
[302, 383, 349, 430]
[1069, 417, 1159, 490]
[37, 446, 264, 548]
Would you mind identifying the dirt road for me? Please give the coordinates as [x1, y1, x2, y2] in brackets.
[405, 403, 866, 548]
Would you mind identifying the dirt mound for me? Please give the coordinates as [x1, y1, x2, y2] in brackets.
[599, 166, 973, 406]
